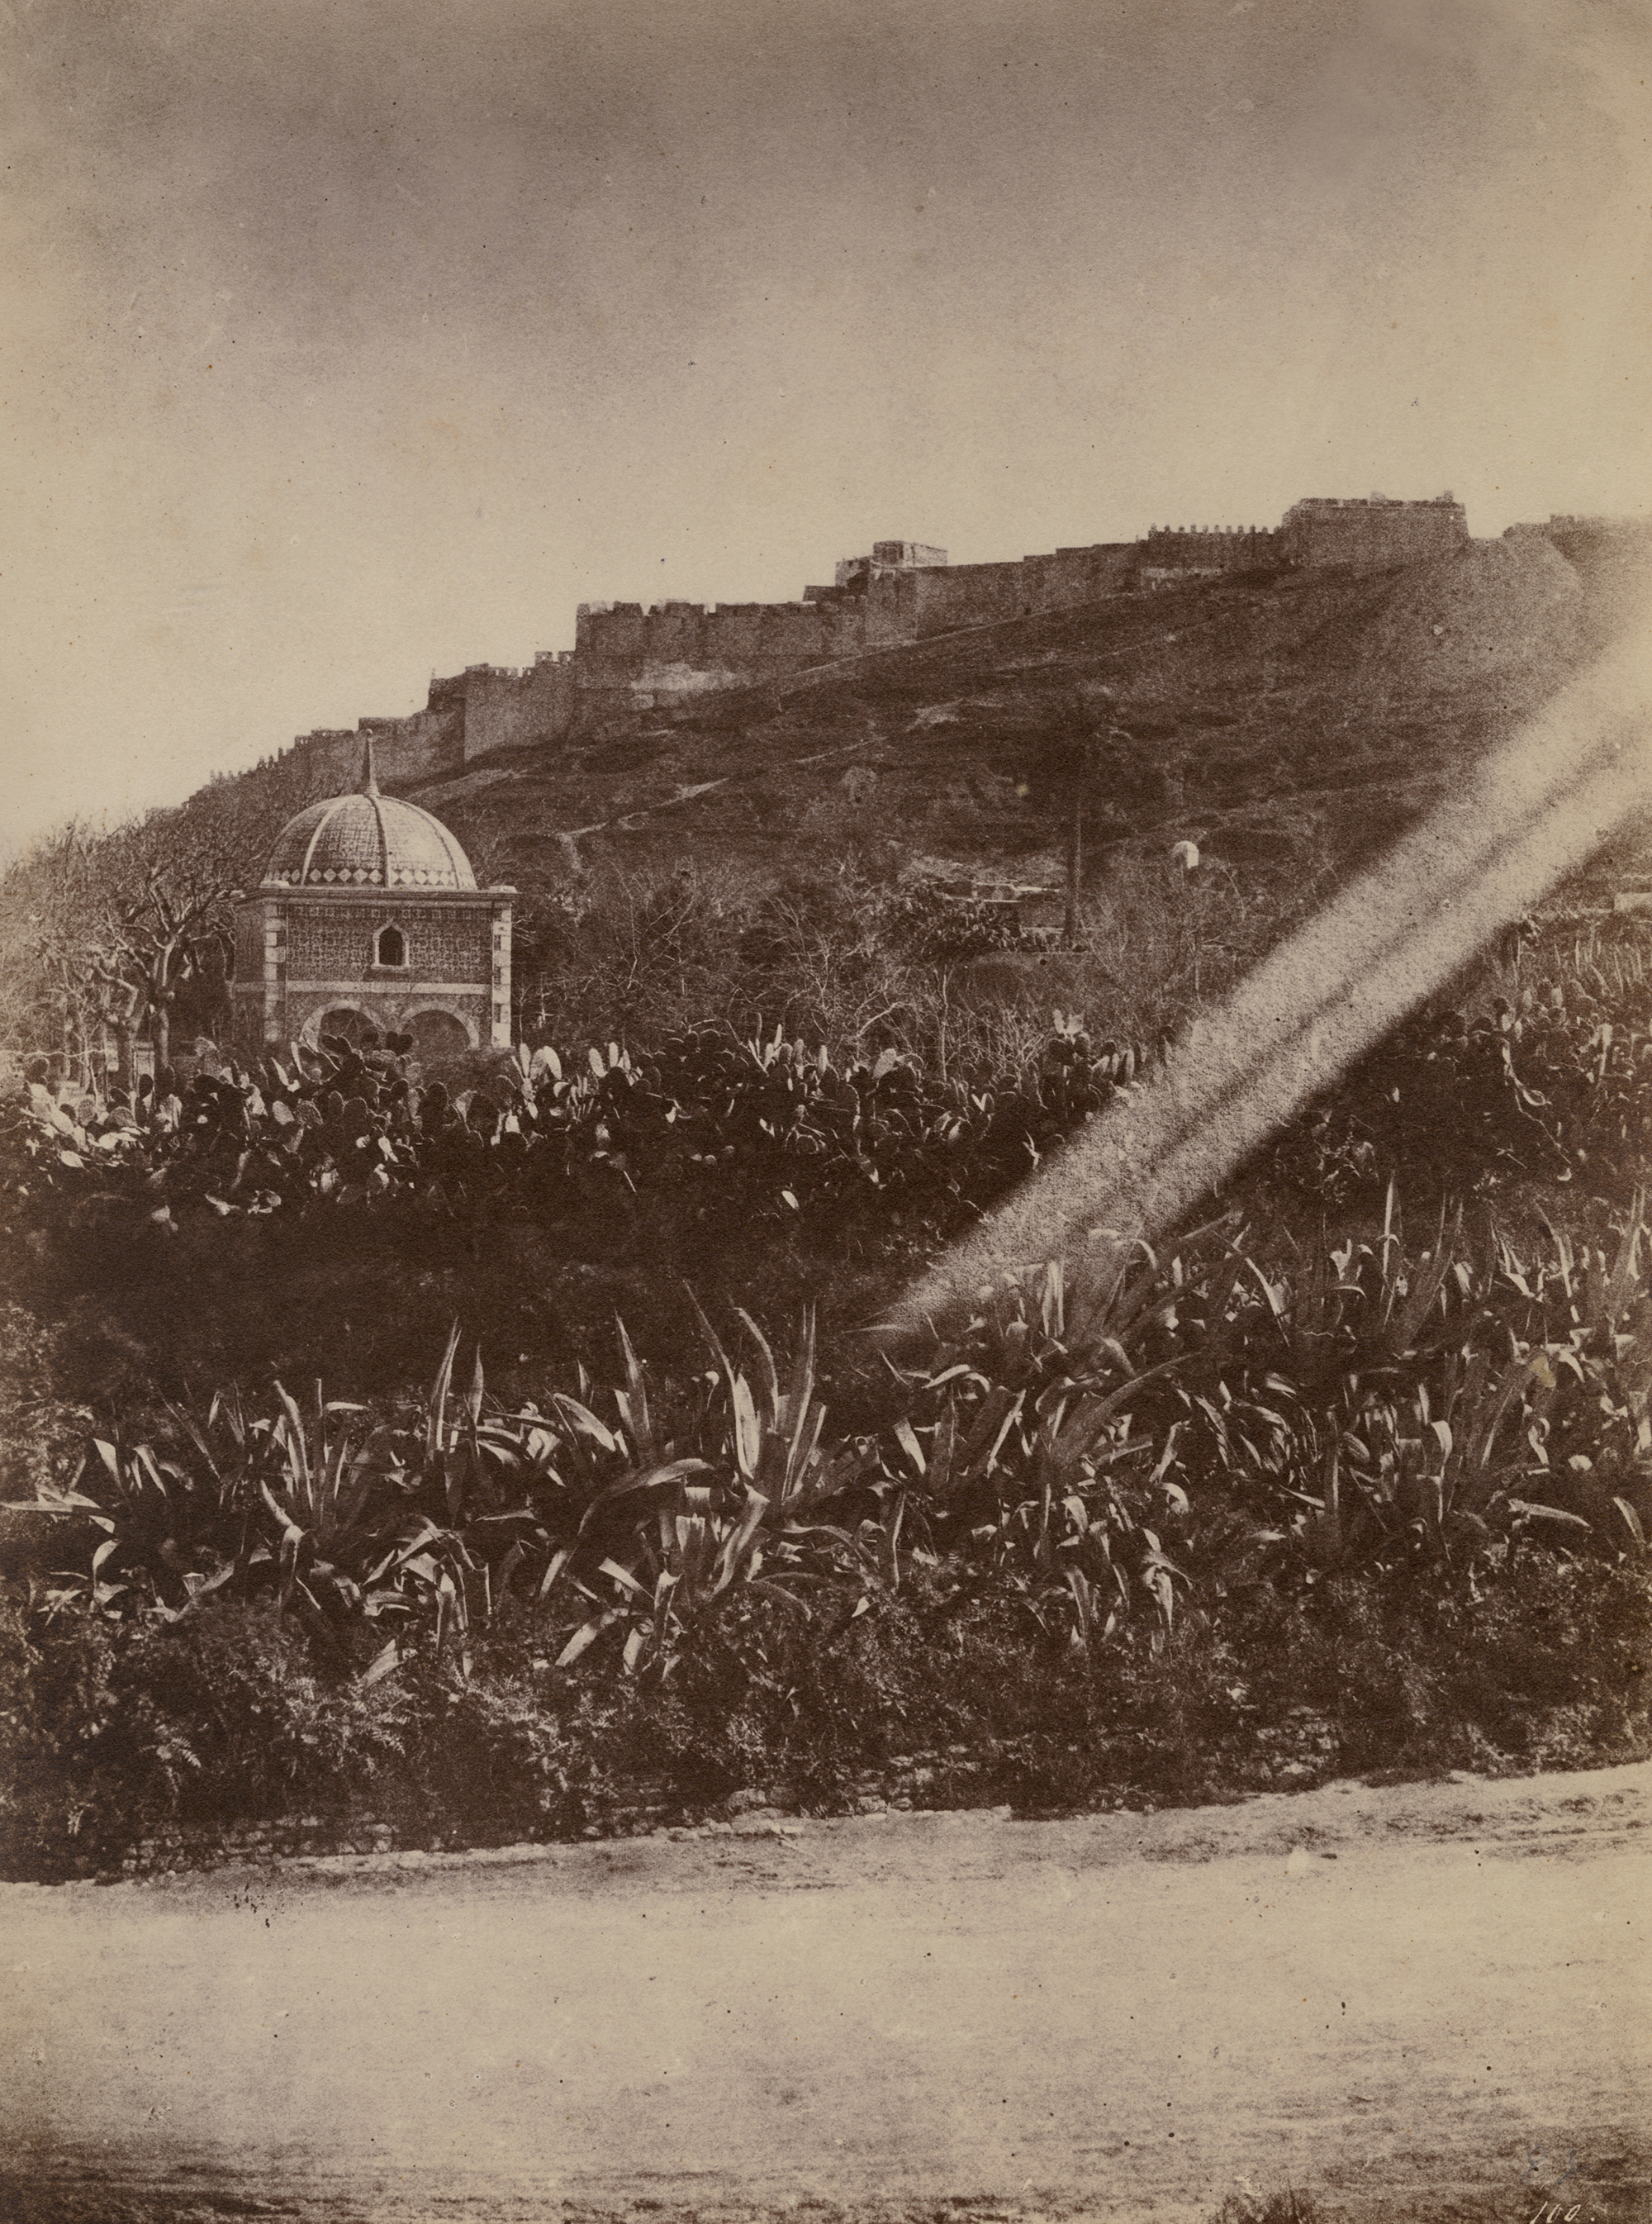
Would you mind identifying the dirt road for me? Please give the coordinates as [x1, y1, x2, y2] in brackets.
[2, 1764, 1647, 2223]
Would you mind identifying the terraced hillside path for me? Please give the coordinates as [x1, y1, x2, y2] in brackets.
[2, 1763, 1647, 2224]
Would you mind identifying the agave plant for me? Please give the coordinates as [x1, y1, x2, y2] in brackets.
[881, 1252, 1211, 1647]
[1228, 1190, 1652, 1578]
[9, 1155, 1645, 1705]
[540, 1300, 876, 1677]
[6, 1433, 239, 1622]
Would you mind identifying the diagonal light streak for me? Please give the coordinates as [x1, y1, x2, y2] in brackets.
[889, 621, 1652, 1330]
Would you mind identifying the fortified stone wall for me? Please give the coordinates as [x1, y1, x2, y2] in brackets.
[263, 492, 1488, 790]
[1279, 496, 1467, 568]
[567, 496, 1473, 695]
[280, 655, 578, 798]
[282, 729, 373, 797]
[575, 598, 864, 696]
[1140, 525, 1281, 584]
[907, 560, 1028, 634]
[862, 571, 913, 651]
[357, 706, 462, 785]
[577, 539, 1145, 697]
[871, 544, 1137, 639]
[1022, 544, 1139, 611]
[872, 539, 947, 572]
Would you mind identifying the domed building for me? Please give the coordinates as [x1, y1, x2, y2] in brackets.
[230, 743, 513, 1066]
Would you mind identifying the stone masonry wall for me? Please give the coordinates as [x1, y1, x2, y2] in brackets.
[453, 656, 578, 763]
[909, 560, 1029, 635]
[357, 706, 462, 785]
[283, 898, 492, 986]
[576, 539, 1145, 693]
[1279, 497, 1468, 568]
[1141, 525, 1282, 577]
[230, 891, 506, 1056]
[1023, 543, 1139, 611]
[281, 657, 577, 803]
[574, 599, 864, 696]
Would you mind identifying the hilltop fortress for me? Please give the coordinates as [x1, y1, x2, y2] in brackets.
[268, 492, 1504, 796]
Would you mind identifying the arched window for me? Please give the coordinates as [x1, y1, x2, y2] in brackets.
[375, 923, 406, 968]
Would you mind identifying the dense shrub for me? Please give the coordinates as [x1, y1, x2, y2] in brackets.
[7, 927, 1648, 1267]
[0, 1011, 1152, 1396]
[4, 1546, 1645, 1879]
[0, 1012, 1142, 1244]
[1275, 930, 1652, 1209]
[2, 924, 1650, 1873]
[4, 1200, 1649, 1875]
[4, 917, 1649, 1410]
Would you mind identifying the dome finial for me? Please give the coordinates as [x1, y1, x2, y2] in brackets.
[361, 736, 380, 797]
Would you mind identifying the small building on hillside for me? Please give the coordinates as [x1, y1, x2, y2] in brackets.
[230, 743, 513, 1066]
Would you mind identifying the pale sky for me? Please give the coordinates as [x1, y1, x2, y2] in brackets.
[3, 0, 1648, 851]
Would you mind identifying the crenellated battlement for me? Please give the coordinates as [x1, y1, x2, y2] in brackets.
[1139, 524, 1283, 587]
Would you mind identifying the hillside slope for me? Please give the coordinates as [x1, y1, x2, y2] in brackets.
[15, 531, 1639, 1072]
[396, 535, 1626, 916]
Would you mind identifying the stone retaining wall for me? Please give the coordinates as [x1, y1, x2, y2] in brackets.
[44, 1713, 1341, 1884]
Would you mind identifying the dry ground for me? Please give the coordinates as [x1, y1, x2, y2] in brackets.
[1, 1764, 1646, 2223]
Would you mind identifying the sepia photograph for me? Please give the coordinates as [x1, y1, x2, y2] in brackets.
[1, 2, 1648, 2218]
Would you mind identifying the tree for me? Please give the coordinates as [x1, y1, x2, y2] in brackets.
[95, 824, 239, 1072]
[0, 743, 317, 1086]
[0, 813, 242, 1087]
[0, 821, 109, 1081]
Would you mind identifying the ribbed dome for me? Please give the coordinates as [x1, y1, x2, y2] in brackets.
[261, 744, 477, 891]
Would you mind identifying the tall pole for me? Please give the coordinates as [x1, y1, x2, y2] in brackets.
[1064, 782, 1082, 948]
[1062, 703, 1091, 948]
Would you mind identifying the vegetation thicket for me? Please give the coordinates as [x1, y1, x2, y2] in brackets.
[1, 910, 1650, 1877]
